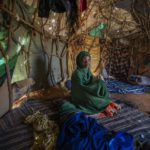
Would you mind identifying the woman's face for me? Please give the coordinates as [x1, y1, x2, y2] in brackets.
[82, 56, 91, 68]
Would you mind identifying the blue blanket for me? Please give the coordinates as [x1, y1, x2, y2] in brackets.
[106, 80, 150, 94]
[56, 112, 134, 150]
[65, 79, 150, 94]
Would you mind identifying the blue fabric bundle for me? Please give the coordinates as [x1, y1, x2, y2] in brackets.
[65, 80, 72, 90]
[56, 112, 134, 150]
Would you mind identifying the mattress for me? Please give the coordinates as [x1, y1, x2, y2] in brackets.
[106, 79, 150, 94]
[0, 99, 150, 150]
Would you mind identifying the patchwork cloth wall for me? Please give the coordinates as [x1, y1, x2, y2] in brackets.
[105, 48, 130, 81]
[102, 45, 150, 81]
[129, 51, 150, 78]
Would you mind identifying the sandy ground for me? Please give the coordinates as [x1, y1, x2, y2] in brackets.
[111, 93, 150, 114]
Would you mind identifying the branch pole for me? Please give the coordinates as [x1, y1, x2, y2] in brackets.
[0, 47, 13, 109]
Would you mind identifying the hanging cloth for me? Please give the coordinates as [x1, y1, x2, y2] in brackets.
[80, 0, 87, 12]
[38, 0, 50, 18]
[50, 0, 66, 13]
[38, 0, 78, 34]
[38, 0, 69, 17]
[0, 0, 3, 5]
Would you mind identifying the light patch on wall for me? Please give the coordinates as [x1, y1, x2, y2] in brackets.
[11, 34, 30, 83]
[0, 58, 5, 65]
[16, 36, 29, 53]
[11, 53, 28, 84]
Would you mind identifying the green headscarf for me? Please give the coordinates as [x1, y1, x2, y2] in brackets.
[76, 51, 90, 68]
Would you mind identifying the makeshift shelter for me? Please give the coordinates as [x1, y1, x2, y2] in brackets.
[0, 0, 150, 149]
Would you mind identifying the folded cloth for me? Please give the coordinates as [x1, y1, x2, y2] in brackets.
[56, 112, 134, 150]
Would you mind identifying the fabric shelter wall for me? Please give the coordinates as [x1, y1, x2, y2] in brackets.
[0, 0, 68, 91]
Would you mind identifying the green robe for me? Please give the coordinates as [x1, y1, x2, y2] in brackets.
[61, 51, 111, 115]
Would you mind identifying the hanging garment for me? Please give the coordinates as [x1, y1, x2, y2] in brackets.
[0, 0, 3, 5]
[38, 0, 50, 18]
[56, 112, 134, 150]
[80, 0, 87, 12]
[38, 0, 77, 16]
[65, 0, 79, 34]
[38, 0, 78, 34]
[38, 0, 67, 17]
[49, 0, 67, 13]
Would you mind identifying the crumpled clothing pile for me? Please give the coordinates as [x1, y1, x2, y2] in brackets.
[25, 111, 59, 150]
[56, 112, 134, 150]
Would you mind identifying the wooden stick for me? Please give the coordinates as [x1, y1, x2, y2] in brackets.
[0, 47, 13, 109]
[1, 0, 17, 110]
[8, 0, 16, 49]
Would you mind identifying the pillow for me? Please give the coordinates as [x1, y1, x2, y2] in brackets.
[65, 80, 72, 90]
[128, 75, 150, 86]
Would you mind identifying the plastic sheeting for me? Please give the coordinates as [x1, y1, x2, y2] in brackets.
[89, 23, 107, 38]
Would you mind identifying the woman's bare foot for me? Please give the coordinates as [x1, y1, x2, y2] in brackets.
[110, 102, 121, 110]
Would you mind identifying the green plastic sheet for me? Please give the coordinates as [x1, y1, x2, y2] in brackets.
[89, 23, 107, 38]
[0, 54, 19, 86]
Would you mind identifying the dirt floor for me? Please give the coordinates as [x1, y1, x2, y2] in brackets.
[111, 93, 150, 114]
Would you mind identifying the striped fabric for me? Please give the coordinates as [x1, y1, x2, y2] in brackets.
[0, 99, 150, 150]
[0, 102, 33, 133]
[99, 101, 150, 142]
[0, 125, 33, 150]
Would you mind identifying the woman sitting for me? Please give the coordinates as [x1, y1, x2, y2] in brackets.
[62, 51, 120, 118]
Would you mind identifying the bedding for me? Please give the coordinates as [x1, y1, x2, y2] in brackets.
[106, 79, 150, 94]
[65, 79, 150, 94]
[0, 99, 150, 150]
[56, 112, 134, 150]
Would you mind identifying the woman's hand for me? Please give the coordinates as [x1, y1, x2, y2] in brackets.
[93, 75, 104, 81]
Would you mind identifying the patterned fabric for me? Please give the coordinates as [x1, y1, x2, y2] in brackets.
[25, 111, 59, 150]
[65, 79, 150, 94]
[106, 49, 130, 81]
[0, 99, 150, 150]
[106, 79, 150, 94]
